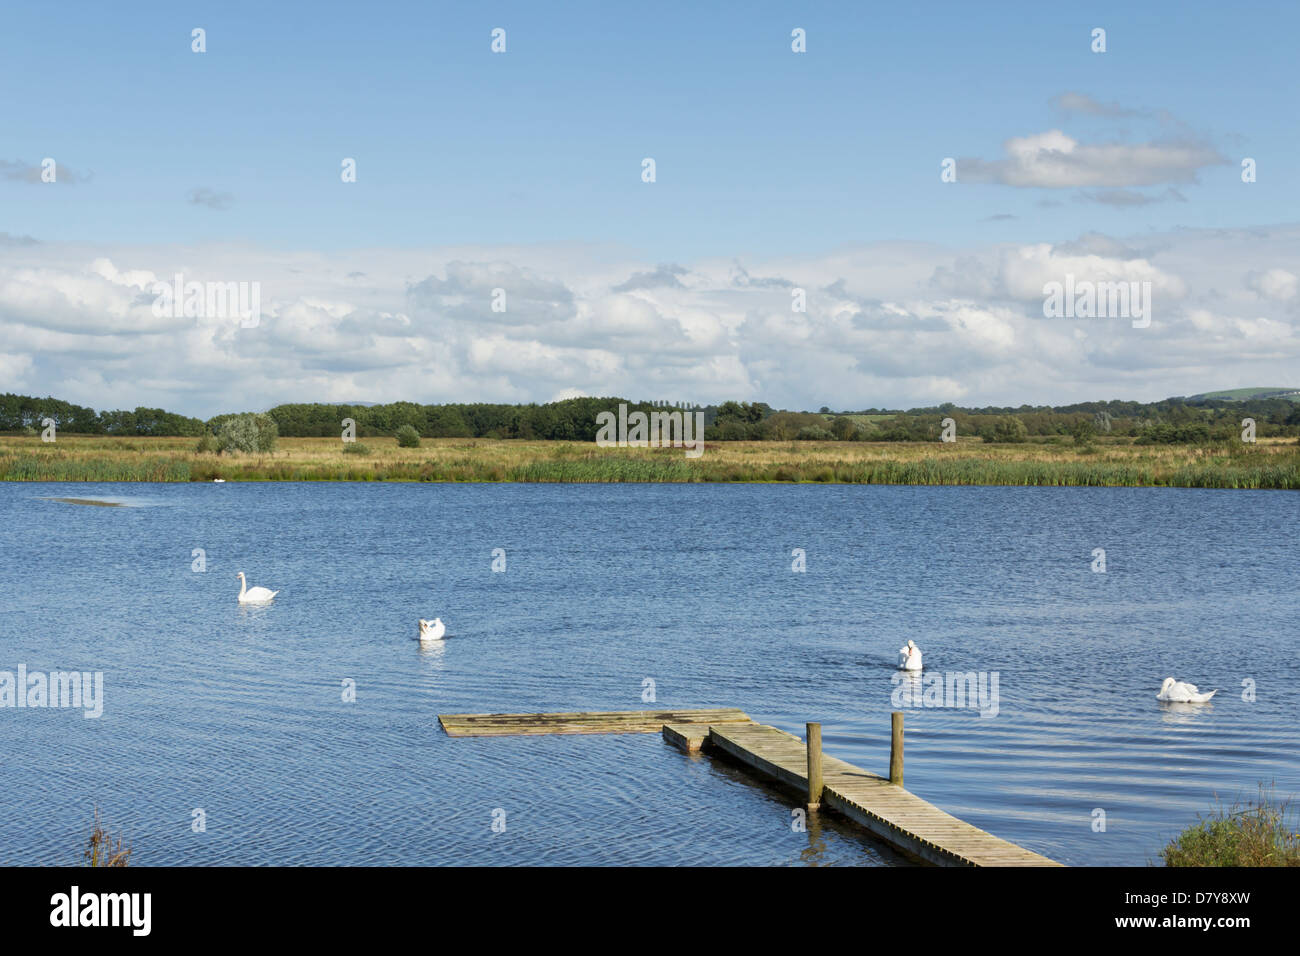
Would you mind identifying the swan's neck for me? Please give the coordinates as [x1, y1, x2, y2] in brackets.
[238, 575, 246, 597]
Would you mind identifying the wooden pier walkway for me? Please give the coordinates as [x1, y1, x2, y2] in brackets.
[686, 720, 1059, 867]
[439, 708, 1059, 866]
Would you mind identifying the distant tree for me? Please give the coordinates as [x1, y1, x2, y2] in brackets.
[981, 416, 1029, 443]
[714, 400, 766, 426]
[216, 413, 278, 454]
[1069, 419, 1098, 444]
[395, 424, 421, 447]
[796, 425, 833, 441]
[830, 416, 860, 441]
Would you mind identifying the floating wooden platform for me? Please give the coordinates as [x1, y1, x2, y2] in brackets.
[438, 708, 751, 737]
[683, 721, 1060, 867]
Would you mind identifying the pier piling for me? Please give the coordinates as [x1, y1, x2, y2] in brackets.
[806, 722, 823, 810]
[890, 712, 904, 785]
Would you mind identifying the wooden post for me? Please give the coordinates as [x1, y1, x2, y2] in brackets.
[806, 722, 823, 810]
[890, 711, 904, 786]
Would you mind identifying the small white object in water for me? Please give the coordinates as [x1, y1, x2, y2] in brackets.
[1157, 677, 1216, 703]
[236, 571, 278, 604]
[419, 618, 446, 641]
[898, 639, 922, 671]
[213, 478, 226, 483]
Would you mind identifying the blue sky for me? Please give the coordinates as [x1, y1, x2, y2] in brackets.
[2, 1, 1299, 415]
[4, 0, 1295, 258]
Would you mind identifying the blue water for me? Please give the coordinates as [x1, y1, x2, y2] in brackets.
[0, 482, 1296, 866]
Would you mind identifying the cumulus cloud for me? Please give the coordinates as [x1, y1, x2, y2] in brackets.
[2, 229, 1299, 415]
[408, 260, 574, 326]
[959, 129, 1226, 188]
[0, 352, 34, 385]
[998, 242, 1188, 301]
[1245, 268, 1297, 301]
[612, 263, 689, 292]
[730, 261, 795, 289]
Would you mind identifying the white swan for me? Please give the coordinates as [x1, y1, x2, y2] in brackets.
[236, 571, 278, 604]
[419, 618, 446, 641]
[898, 639, 922, 671]
[1157, 677, 1216, 703]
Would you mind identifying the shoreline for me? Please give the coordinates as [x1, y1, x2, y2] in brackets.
[3, 435, 1298, 489]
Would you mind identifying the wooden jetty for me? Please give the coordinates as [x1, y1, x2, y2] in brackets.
[690, 721, 1059, 866]
[439, 707, 1060, 866]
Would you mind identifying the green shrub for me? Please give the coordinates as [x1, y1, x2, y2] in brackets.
[1163, 788, 1300, 867]
[195, 433, 218, 454]
[829, 417, 862, 441]
[706, 421, 759, 441]
[1069, 419, 1098, 444]
[395, 424, 421, 448]
[795, 426, 834, 441]
[980, 416, 1029, 443]
[216, 413, 278, 454]
[1135, 422, 1214, 445]
[342, 442, 371, 455]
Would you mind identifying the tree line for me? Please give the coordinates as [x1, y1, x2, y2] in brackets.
[0, 394, 206, 436]
[4, 391, 1299, 444]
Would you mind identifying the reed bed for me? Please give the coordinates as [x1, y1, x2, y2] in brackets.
[1, 434, 1297, 489]
[1163, 788, 1300, 867]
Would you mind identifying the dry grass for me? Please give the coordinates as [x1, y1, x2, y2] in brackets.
[83, 809, 131, 867]
[1163, 787, 1300, 867]
[1, 433, 1297, 487]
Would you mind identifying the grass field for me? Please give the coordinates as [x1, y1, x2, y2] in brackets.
[1190, 387, 1300, 402]
[2, 434, 1299, 488]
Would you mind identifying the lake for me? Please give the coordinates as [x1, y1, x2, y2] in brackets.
[1, 482, 1296, 866]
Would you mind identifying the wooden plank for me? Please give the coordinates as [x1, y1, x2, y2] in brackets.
[439, 708, 751, 737]
[661, 723, 714, 753]
[705, 722, 1059, 868]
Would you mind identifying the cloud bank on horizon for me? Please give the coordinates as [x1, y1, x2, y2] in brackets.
[1, 223, 1297, 418]
[3, 3, 1297, 416]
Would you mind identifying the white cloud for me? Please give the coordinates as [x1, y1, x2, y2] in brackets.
[0, 352, 33, 386]
[1245, 268, 1298, 301]
[2, 229, 1299, 415]
[999, 243, 1188, 301]
[960, 129, 1227, 188]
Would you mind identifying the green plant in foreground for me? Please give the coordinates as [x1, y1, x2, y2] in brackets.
[1163, 787, 1300, 866]
[84, 810, 131, 867]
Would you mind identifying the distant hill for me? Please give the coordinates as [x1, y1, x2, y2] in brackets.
[1189, 387, 1300, 402]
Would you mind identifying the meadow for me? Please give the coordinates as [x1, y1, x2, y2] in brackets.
[2, 434, 1299, 488]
